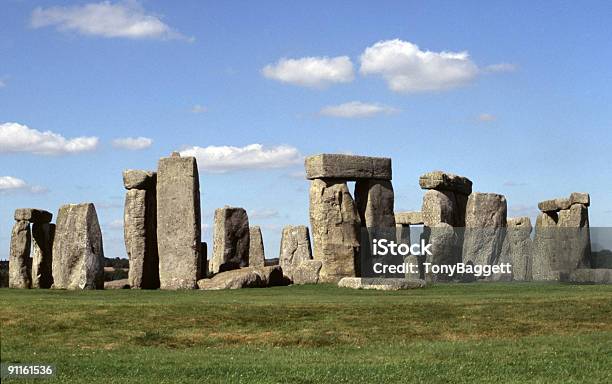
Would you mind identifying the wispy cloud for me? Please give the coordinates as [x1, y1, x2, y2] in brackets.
[477, 113, 496, 122]
[0, 176, 48, 194]
[180, 144, 303, 173]
[31, 0, 192, 41]
[320, 101, 398, 118]
[483, 63, 517, 73]
[508, 204, 538, 217]
[263, 56, 354, 88]
[250, 209, 280, 219]
[0, 122, 98, 155]
[112, 136, 152, 150]
[191, 104, 207, 114]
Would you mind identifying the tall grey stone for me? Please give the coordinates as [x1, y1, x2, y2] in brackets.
[124, 188, 159, 289]
[305, 154, 392, 180]
[557, 203, 591, 269]
[31, 223, 54, 288]
[249, 226, 265, 268]
[279, 225, 313, 280]
[52, 203, 104, 290]
[9, 220, 31, 289]
[532, 211, 559, 280]
[499, 217, 533, 281]
[211, 207, 249, 273]
[424, 223, 461, 282]
[309, 179, 361, 282]
[157, 155, 201, 289]
[462, 193, 507, 267]
[421, 190, 457, 227]
[354, 179, 395, 228]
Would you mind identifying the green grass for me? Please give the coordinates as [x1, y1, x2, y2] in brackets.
[1, 283, 611, 383]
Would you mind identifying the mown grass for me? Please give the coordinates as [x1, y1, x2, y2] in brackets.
[1, 283, 611, 383]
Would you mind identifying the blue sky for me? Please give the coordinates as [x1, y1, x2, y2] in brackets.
[1, 0, 611, 260]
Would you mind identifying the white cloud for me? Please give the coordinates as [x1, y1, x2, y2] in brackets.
[483, 63, 517, 73]
[320, 101, 398, 118]
[250, 209, 280, 219]
[30, 0, 191, 41]
[477, 113, 496, 122]
[0, 122, 98, 155]
[179, 144, 302, 173]
[0, 176, 48, 194]
[263, 56, 354, 88]
[112, 136, 152, 150]
[360, 39, 479, 92]
[191, 104, 207, 114]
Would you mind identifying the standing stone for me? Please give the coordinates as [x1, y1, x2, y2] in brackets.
[279, 225, 313, 280]
[421, 190, 457, 227]
[200, 242, 208, 278]
[309, 179, 361, 282]
[424, 223, 461, 282]
[354, 179, 396, 228]
[249, 226, 265, 268]
[31, 223, 55, 288]
[462, 193, 507, 267]
[499, 217, 533, 281]
[157, 155, 201, 289]
[211, 207, 249, 273]
[52, 203, 104, 289]
[9, 220, 31, 289]
[124, 188, 159, 289]
[557, 203, 591, 269]
[532, 211, 559, 280]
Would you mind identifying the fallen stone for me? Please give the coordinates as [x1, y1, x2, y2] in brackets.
[14, 208, 52, 223]
[104, 279, 130, 289]
[125, 188, 159, 289]
[31, 223, 54, 288]
[421, 190, 456, 227]
[279, 225, 313, 279]
[499, 217, 533, 281]
[123, 170, 156, 190]
[418, 171, 472, 195]
[211, 207, 250, 273]
[569, 192, 590, 207]
[560, 269, 612, 284]
[9, 220, 31, 289]
[309, 179, 361, 282]
[291, 260, 322, 284]
[462, 193, 507, 268]
[157, 155, 201, 289]
[197, 266, 287, 290]
[305, 154, 392, 180]
[395, 211, 424, 225]
[248, 226, 265, 268]
[52, 203, 104, 289]
[338, 277, 426, 290]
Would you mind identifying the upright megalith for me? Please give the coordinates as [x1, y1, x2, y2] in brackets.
[9, 220, 31, 289]
[421, 190, 457, 227]
[500, 217, 533, 281]
[211, 206, 249, 273]
[354, 179, 396, 228]
[157, 154, 201, 289]
[31, 223, 55, 288]
[52, 203, 104, 289]
[309, 179, 361, 282]
[462, 193, 507, 267]
[533, 193, 591, 280]
[123, 170, 159, 289]
[249, 226, 265, 268]
[419, 171, 472, 227]
[279, 225, 314, 281]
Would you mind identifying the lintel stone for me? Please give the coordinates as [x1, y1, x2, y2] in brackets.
[305, 154, 391, 180]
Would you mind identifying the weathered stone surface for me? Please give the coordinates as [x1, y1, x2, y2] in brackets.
[454, 192, 470, 228]
[52, 203, 104, 290]
[354, 179, 395, 228]
[560, 268, 612, 284]
[31, 223, 54, 288]
[499, 217, 533, 281]
[418, 171, 472, 195]
[462, 193, 507, 267]
[538, 198, 571, 212]
[279, 225, 313, 279]
[211, 207, 249, 274]
[197, 266, 287, 290]
[309, 179, 361, 282]
[532, 211, 559, 281]
[200, 242, 208, 278]
[557, 204, 591, 268]
[423, 223, 461, 282]
[291, 260, 322, 284]
[421, 190, 456, 227]
[9, 220, 31, 289]
[570, 192, 590, 207]
[122, 170, 156, 190]
[124, 189, 159, 289]
[104, 279, 130, 289]
[395, 211, 423, 225]
[248, 226, 265, 268]
[157, 155, 201, 289]
[338, 277, 426, 290]
[305, 154, 392, 180]
[14, 208, 52, 223]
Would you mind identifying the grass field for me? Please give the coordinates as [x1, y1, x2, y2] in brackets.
[1, 283, 612, 383]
